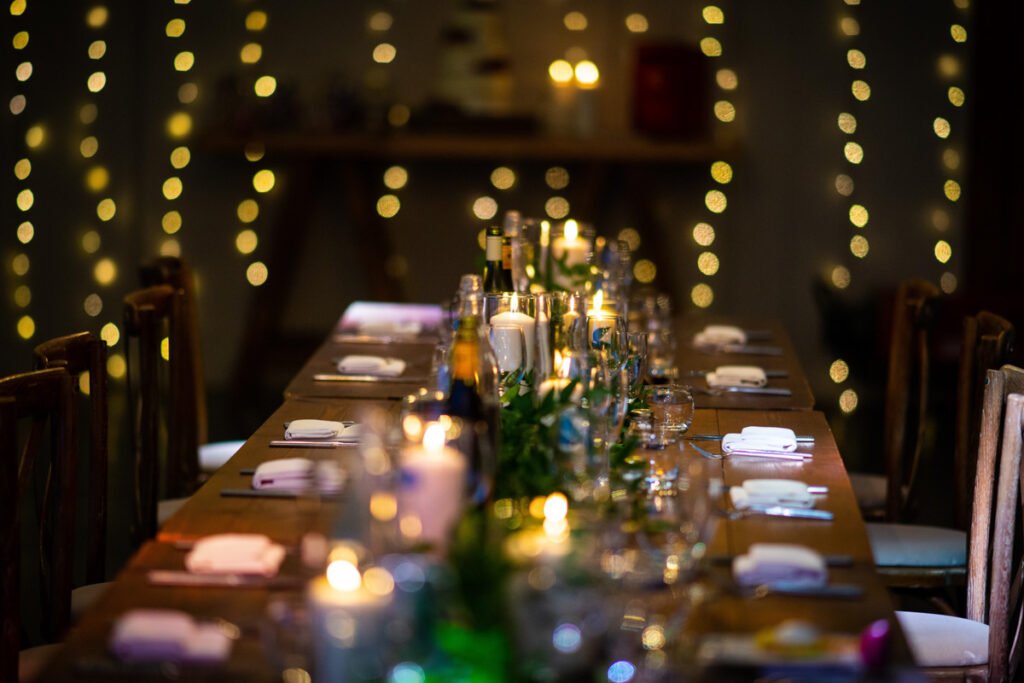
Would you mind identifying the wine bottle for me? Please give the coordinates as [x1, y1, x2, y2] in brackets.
[483, 225, 513, 292]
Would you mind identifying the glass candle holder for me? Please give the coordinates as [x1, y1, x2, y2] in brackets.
[484, 292, 537, 378]
[548, 219, 595, 292]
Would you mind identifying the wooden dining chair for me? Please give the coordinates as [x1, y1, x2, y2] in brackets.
[896, 366, 1024, 681]
[139, 256, 244, 475]
[123, 284, 199, 542]
[0, 368, 75, 682]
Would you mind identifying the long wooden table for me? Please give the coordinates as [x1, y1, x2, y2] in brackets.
[38, 311, 918, 681]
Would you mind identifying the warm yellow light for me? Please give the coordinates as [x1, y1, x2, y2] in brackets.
[574, 60, 599, 87]
[543, 493, 569, 522]
[700, 37, 722, 57]
[934, 240, 952, 263]
[86, 6, 109, 28]
[702, 6, 725, 24]
[490, 166, 515, 190]
[693, 222, 715, 246]
[79, 136, 99, 159]
[933, 117, 951, 139]
[88, 40, 106, 60]
[564, 220, 579, 242]
[850, 235, 869, 258]
[162, 210, 182, 234]
[178, 82, 198, 104]
[240, 42, 262, 64]
[829, 359, 850, 383]
[16, 62, 32, 81]
[937, 55, 960, 78]
[245, 10, 268, 31]
[943, 148, 960, 171]
[932, 209, 951, 231]
[714, 101, 736, 122]
[947, 87, 965, 107]
[25, 125, 45, 148]
[849, 204, 869, 228]
[847, 49, 866, 69]
[387, 104, 410, 127]
[950, 24, 967, 43]
[326, 560, 361, 592]
[254, 75, 276, 97]
[840, 17, 860, 36]
[715, 68, 738, 90]
[372, 43, 397, 64]
[633, 259, 657, 284]
[13, 31, 28, 49]
[17, 315, 35, 340]
[705, 190, 727, 213]
[86, 166, 109, 192]
[237, 199, 259, 223]
[368, 11, 393, 32]
[159, 238, 180, 258]
[82, 230, 101, 253]
[545, 197, 569, 219]
[10, 0, 26, 15]
[160, 337, 170, 361]
[173, 52, 194, 72]
[16, 221, 33, 244]
[370, 491, 398, 521]
[86, 71, 106, 92]
[162, 177, 183, 200]
[170, 146, 190, 169]
[100, 322, 119, 346]
[244, 142, 265, 162]
[383, 166, 408, 190]
[835, 174, 855, 196]
[709, 161, 733, 185]
[851, 80, 871, 101]
[107, 353, 126, 379]
[625, 13, 648, 33]
[477, 228, 487, 251]
[617, 228, 640, 251]
[246, 261, 268, 286]
[844, 142, 864, 164]
[943, 179, 961, 202]
[564, 11, 587, 31]
[831, 265, 851, 289]
[839, 389, 858, 414]
[14, 285, 31, 307]
[545, 167, 569, 189]
[165, 18, 185, 38]
[97, 198, 116, 222]
[94, 258, 117, 285]
[16, 189, 33, 211]
[252, 169, 275, 193]
[837, 112, 857, 134]
[167, 112, 192, 139]
[10, 94, 26, 116]
[12, 253, 29, 276]
[472, 196, 498, 221]
[377, 194, 400, 218]
[691, 283, 714, 308]
[235, 229, 258, 254]
[940, 272, 958, 294]
[697, 252, 720, 276]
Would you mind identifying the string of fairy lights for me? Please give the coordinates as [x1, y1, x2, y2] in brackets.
[825, 0, 873, 416]
[10, 0, 36, 343]
[931, 0, 970, 295]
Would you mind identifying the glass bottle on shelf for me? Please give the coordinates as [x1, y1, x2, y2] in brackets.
[483, 225, 513, 292]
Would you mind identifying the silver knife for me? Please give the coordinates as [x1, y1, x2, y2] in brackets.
[747, 505, 834, 520]
[682, 369, 789, 379]
[717, 386, 792, 396]
[333, 334, 435, 345]
[147, 570, 303, 589]
[269, 440, 358, 448]
[685, 434, 815, 443]
[313, 373, 421, 383]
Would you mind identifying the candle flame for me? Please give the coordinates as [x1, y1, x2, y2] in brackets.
[423, 422, 446, 451]
[590, 289, 604, 314]
[557, 351, 572, 378]
[326, 560, 362, 592]
[540, 220, 550, 247]
[544, 492, 568, 522]
[510, 291, 519, 311]
[564, 219, 578, 241]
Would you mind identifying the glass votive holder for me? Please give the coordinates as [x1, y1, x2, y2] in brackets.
[484, 292, 537, 378]
[645, 384, 695, 433]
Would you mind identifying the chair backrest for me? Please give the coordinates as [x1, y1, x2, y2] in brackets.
[963, 366, 1024, 682]
[33, 332, 109, 585]
[953, 312, 1015, 529]
[883, 279, 940, 522]
[123, 284, 199, 542]
[0, 367, 75, 682]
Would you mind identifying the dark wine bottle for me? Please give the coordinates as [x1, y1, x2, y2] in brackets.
[482, 225, 513, 292]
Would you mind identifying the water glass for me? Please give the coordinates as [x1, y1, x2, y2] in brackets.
[645, 384, 695, 433]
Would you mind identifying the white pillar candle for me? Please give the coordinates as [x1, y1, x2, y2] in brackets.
[489, 308, 536, 372]
[490, 323, 526, 373]
[535, 319, 552, 378]
[550, 220, 590, 290]
[586, 291, 619, 349]
[309, 566, 392, 681]
[398, 423, 467, 552]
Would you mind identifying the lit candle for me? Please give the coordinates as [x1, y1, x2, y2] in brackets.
[536, 351, 583, 402]
[547, 59, 577, 136]
[586, 290, 619, 349]
[573, 60, 600, 138]
[489, 293, 536, 373]
[503, 493, 572, 564]
[398, 422, 467, 552]
[550, 220, 590, 290]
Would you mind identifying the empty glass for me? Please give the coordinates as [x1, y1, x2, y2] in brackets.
[645, 384, 695, 433]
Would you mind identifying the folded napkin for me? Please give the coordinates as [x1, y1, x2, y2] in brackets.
[252, 458, 346, 494]
[357, 320, 423, 337]
[336, 355, 406, 377]
[285, 419, 361, 442]
[722, 426, 798, 455]
[733, 543, 828, 588]
[706, 365, 767, 388]
[110, 609, 233, 665]
[693, 324, 747, 347]
[184, 533, 286, 577]
[730, 479, 815, 509]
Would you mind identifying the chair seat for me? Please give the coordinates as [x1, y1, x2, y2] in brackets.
[850, 471, 887, 511]
[867, 523, 967, 567]
[896, 610, 988, 667]
[158, 496, 189, 525]
[71, 581, 112, 622]
[19, 642, 63, 682]
[199, 440, 245, 474]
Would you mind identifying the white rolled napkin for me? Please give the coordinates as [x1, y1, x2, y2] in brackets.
[110, 609, 233, 664]
[284, 419, 361, 442]
[706, 365, 767, 388]
[693, 324, 747, 347]
[357, 319, 423, 337]
[733, 543, 828, 588]
[336, 354, 406, 377]
[252, 457, 345, 494]
[730, 479, 814, 509]
[722, 426, 798, 455]
[184, 533, 286, 577]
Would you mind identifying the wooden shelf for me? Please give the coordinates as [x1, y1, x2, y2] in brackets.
[203, 130, 733, 164]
